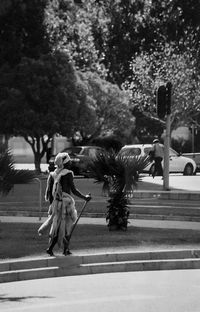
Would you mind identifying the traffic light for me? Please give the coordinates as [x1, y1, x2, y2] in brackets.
[156, 82, 172, 118]
[166, 82, 172, 115]
[157, 85, 167, 119]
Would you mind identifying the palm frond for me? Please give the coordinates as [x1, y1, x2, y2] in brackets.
[89, 150, 151, 192]
[117, 154, 151, 192]
[0, 149, 36, 196]
[88, 150, 117, 193]
[88, 149, 151, 230]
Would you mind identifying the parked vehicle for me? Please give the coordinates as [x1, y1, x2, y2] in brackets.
[48, 146, 105, 176]
[119, 144, 197, 175]
[182, 153, 200, 172]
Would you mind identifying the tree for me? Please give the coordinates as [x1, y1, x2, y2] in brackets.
[43, 0, 200, 87]
[0, 0, 51, 67]
[101, 0, 200, 85]
[130, 107, 164, 143]
[45, 0, 107, 77]
[124, 44, 200, 136]
[74, 71, 135, 144]
[88, 150, 150, 231]
[0, 51, 93, 172]
[147, 0, 200, 53]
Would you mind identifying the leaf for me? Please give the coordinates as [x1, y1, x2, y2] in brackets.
[0, 149, 35, 196]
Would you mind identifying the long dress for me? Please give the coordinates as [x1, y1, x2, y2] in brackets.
[38, 168, 77, 248]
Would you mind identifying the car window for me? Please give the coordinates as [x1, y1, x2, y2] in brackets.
[169, 148, 177, 157]
[63, 147, 82, 155]
[82, 148, 90, 156]
[120, 147, 141, 156]
[144, 147, 153, 155]
[88, 149, 97, 157]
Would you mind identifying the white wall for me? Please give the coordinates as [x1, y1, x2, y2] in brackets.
[8, 136, 70, 164]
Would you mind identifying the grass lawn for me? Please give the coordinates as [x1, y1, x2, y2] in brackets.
[1, 222, 200, 261]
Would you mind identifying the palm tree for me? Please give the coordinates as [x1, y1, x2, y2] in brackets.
[0, 148, 35, 196]
[88, 150, 150, 231]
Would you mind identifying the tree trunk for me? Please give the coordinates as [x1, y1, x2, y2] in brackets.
[34, 152, 42, 174]
[24, 135, 50, 174]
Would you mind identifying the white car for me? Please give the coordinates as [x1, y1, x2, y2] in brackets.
[119, 144, 197, 175]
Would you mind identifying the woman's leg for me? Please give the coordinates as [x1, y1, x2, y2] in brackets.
[154, 158, 159, 177]
[46, 235, 58, 256]
[158, 157, 163, 176]
[63, 235, 71, 255]
[63, 218, 73, 255]
[62, 196, 77, 255]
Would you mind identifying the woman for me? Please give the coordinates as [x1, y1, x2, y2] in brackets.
[38, 152, 91, 256]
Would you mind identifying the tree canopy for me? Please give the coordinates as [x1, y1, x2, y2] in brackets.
[77, 71, 134, 143]
[125, 43, 200, 131]
[52, 0, 200, 86]
[0, 0, 51, 67]
[1, 0, 200, 164]
[0, 51, 93, 171]
[43, 0, 200, 142]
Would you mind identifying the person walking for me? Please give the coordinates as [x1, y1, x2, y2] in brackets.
[152, 138, 164, 178]
[38, 152, 91, 256]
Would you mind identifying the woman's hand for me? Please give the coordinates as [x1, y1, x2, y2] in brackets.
[85, 193, 92, 201]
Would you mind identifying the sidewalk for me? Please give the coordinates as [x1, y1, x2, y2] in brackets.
[131, 175, 200, 201]
[138, 174, 200, 192]
[1, 216, 200, 231]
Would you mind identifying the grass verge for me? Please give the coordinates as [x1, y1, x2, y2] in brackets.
[1, 222, 200, 260]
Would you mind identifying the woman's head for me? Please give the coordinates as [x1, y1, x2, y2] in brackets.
[54, 152, 71, 169]
[153, 138, 159, 144]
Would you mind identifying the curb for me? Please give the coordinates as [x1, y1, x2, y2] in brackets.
[1, 188, 200, 222]
[1, 249, 200, 283]
[130, 190, 200, 200]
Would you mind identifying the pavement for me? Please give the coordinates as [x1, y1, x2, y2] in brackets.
[2, 270, 200, 312]
[137, 174, 200, 192]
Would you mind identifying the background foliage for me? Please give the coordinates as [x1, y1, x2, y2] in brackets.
[0, 0, 200, 171]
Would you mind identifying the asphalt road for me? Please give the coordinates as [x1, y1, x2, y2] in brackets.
[1, 269, 200, 312]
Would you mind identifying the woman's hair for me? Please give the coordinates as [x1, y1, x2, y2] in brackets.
[54, 152, 71, 168]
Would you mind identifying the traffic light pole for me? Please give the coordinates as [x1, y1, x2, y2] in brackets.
[156, 81, 172, 190]
[163, 113, 171, 190]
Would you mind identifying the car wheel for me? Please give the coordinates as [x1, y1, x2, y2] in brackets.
[183, 163, 193, 176]
[149, 164, 155, 176]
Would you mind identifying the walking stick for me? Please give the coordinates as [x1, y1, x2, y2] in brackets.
[64, 194, 91, 254]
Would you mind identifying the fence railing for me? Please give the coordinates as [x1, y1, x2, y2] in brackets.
[34, 178, 42, 220]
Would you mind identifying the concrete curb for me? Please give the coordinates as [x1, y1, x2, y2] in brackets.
[130, 190, 200, 200]
[1, 249, 200, 283]
[1, 188, 200, 222]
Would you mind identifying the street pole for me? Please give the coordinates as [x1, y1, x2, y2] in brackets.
[51, 134, 56, 156]
[163, 113, 170, 190]
[191, 124, 195, 156]
[157, 81, 172, 191]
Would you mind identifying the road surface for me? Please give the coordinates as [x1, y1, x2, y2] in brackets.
[1, 269, 200, 312]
